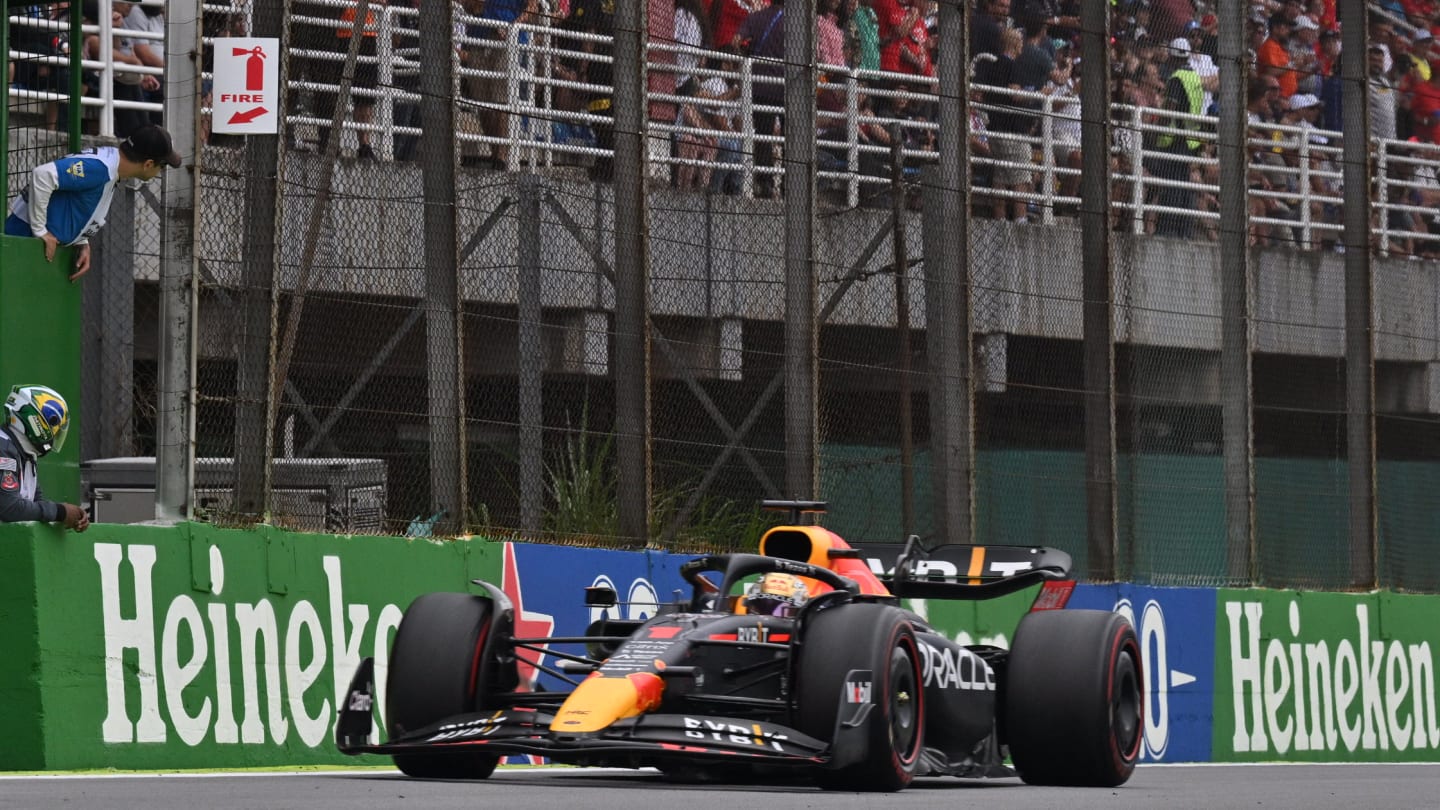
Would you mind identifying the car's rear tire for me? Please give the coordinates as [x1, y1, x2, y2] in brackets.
[1004, 609, 1142, 787]
[795, 603, 924, 792]
[386, 592, 502, 779]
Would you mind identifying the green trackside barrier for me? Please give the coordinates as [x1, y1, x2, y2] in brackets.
[1214, 588, 1440, 763]
[18, 518, 1440, 770]
[0, 234, 82, 504]
[0, 521, 506, 771]
[0, 517, 1045, 773]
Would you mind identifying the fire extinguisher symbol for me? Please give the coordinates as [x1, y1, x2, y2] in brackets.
[233, 46, 266, 92]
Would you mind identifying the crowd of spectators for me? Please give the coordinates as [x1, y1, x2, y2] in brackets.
[647, 0, 1440, 249]
[965, 0, 1440, 252]
[956, 0, 1440, 251]
[8, 0, 164, 138]
[7, 2, 73, 132]
[8, 0, 1440, 253]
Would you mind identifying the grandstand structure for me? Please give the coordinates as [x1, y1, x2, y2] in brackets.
[7, 0, 1440, 591]
[6, 2, 1436, 246]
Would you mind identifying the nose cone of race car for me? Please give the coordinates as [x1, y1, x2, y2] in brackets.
[550, 671, 666, 734]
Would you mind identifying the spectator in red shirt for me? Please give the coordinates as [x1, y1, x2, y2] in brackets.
[873, 0, 920, 73]
[1306, 0, 1337, 32]
[894, 0, 933, 77]
[1316, 26, 1340, 78]
[1396, 34, 1433, 138]
[1402, 0, 1439, 24]
[1411, 61, 1440, 143]
[709, 0, 767, 58]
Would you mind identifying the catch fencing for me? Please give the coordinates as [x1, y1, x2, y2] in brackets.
[6, 0, 1439, 591]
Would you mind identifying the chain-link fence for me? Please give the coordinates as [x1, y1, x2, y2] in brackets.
[13, 0, 1440, 591]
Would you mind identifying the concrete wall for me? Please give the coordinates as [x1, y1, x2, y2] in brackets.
[53, 142, 1438, 411]
[178, 153, 1437, 352]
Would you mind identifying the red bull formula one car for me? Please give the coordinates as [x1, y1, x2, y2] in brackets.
[336, 501, 1141, 791]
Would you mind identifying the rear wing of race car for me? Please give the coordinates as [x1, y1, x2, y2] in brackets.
[851, 535, 1073, 603]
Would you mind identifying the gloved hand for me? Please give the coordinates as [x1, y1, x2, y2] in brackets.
[61, 502, 90, 533]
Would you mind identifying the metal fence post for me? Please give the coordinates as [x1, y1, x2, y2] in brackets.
[890, 126, 914, 536]
[416, 0, 466, 534]
[84, 189, 136, 459]
[613, 0, 652, 542]
[1339, 0, 1376, 588]
[234, 0, 289, 520]
[1080, 0, 1116, 580]
[783, 0, 818, 500]
[1218, 0, 1255, 584]
[517, 174, 543, 534]
[924, 0, 972, 545]
[155, 0, 203, 521]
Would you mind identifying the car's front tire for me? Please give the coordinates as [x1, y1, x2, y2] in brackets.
[794, 603, 925, 792]
[386, 592, 502, 779]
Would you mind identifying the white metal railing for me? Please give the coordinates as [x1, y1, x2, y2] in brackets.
[9, 6, 1439, 256]
[283, 0, 421, 159]
[6, 0, 165, 137]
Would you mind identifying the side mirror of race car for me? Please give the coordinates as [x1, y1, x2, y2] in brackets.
[585, 586, 618, 607]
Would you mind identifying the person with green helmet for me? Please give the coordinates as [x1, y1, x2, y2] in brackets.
[0, 384, 88, 531]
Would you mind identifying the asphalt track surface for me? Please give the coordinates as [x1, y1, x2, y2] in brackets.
[5, 764, 1440, 810]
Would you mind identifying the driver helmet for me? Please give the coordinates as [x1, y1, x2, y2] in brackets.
[5, 384, 69, 458]
[744, 573, 809, 617]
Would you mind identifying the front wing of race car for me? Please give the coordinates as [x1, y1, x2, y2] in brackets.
[336, 658, 832, 767]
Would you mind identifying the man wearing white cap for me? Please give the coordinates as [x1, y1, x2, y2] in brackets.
[1282, 94, 1326, 181]
[1286, 92, 1323, 133]
[1398, 28, 1433, 85]
[1184, 19, 1219, 114]
[1290, 15, 1322, 94]
[1283, 92, 1338, 248]
[1415, 28, 1437, 64]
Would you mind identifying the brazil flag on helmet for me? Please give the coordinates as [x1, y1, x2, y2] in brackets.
[5, 384, 69, 457]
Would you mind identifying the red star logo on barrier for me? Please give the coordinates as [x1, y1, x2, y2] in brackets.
[500, 542, 555, 692]
[500, 543, 556, 765]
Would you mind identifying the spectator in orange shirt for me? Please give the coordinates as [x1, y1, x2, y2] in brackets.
[1257, 13, 1298, 100]
[318, 0, 384, 159]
